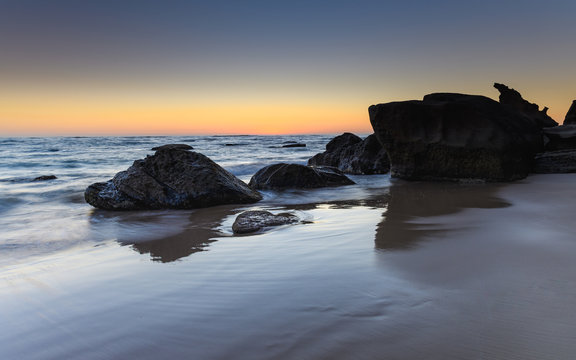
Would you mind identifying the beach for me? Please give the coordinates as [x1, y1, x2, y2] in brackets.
[2, 161, 576, 359]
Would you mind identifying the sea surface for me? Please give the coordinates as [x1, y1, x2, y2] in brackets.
[0, 134, 368, 265]
[2, 136, 576, 360]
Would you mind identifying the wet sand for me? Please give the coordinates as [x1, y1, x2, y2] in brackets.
[1, 174, 576, 359]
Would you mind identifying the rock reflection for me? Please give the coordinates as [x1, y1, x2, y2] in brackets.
[375, 181, 510, 250]
[90, 205, 240, 262]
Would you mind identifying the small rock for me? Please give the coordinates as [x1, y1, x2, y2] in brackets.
[248, 163, 355, 190]
[232, 210, 299, 234]
[33, 175, 57, 181]
[151, 144, 193, 151]
[282, 143, 306, 148]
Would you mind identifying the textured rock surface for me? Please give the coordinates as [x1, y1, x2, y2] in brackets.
[543, 125, 576, 151]
[308, 133, 389, 174]
[494, 83, 558, 127]
[85, 145, 262, 210]
[533, 150, 576, 173]
[369, 93, 544, 182]
[232, 210, 299, 234]
[564, 100, 576, 125]
[248, 163, 354, 190]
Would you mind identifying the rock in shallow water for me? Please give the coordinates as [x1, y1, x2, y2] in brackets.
[85, 145, 262, 210]
[232, 210, 299, 234]
[33, 175, 57, 181]
[369, 93, 544, 182]
[248, 163, 355, 190]
[308, 133, 389, 174]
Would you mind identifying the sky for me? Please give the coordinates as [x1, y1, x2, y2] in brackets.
[1, 0, 575, 136]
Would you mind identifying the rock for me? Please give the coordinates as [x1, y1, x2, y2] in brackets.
[282, 143, 306, 148]
[33, 175, 57, 181]
[232, 210, 299, 234]
[533, 150, 576, 173]
[494, 83, 558, 127]
[564, 100, 576, 125]
[308, 133, 389, 174]
[248, 163, 355, 190]
[151, 144, 193, 151]
[85, 145, 262, 210]
[369, 93, 544, 182]
[543, 125, 576, 151]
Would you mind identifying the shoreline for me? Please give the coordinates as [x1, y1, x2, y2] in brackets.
[1, 173, 576, 359]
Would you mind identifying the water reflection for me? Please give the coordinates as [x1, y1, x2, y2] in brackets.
[90, 205, 240, 263]
[375, 181, 510, 250]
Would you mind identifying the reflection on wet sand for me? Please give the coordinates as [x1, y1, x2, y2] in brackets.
[90, 205, 241, 262]
[375, 181, 510, 250]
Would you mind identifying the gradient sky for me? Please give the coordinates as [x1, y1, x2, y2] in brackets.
[1, 0, 575, 135]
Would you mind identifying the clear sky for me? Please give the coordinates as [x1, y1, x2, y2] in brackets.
[1, 0, 575, 135]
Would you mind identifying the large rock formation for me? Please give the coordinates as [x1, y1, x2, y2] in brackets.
[369, 93, 544, 182]
[232, 210, 299, 234]
[494, 83, 558, 127]
[308, 133, 390, 174]
[85, 145, 262, 210]
[533, 150, 576, 173]
[564, 100, 576, 125]
[248, 163, 354, 190]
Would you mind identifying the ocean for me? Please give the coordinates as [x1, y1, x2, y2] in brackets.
[2, 135, 576, 360]
[0, 134, 385, 265]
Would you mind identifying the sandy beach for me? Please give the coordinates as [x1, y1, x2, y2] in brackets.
[1, 173, 575, 359]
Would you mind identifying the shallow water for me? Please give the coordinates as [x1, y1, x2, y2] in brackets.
[1, 136, 576, 359]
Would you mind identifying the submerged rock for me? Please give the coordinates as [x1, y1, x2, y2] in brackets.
[564, 100, 576, 125]
[33, 175, 57, 181]
[151, 144, 193, 151]
[281, 143, 306, 148]
[533, 150, 576, 173]
[232, 210, 299, 234]
[85, 145, 262, 210]
[248, 163, 354, 190]
[494, 83, 558, 127]
[308, 133, 389, 174]
[369, 93, 544, 182]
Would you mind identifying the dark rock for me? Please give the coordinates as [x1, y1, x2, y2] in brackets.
[85, 145, 262, 210]
[533, 150, 576, 173]
[308, 133, 390, 174]
[232, 210, 299, 234]
[369, 93, 544, 182]
[494, 83, 558, 127]
[33, 175, 57, 181]
[564, 100, 576, 125]
[282, 143, 306, 148]
[225, 143, 248, 146]
[151, 144, 193, 151]
[543, 125, 576, 151]
[248, 163, 355, 190]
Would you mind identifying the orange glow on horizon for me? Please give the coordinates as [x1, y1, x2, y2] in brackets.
[0, 97, 372, 136]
